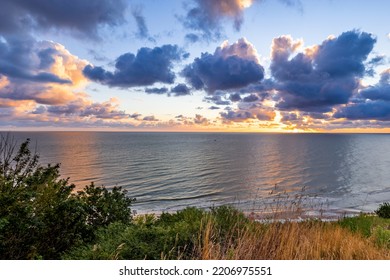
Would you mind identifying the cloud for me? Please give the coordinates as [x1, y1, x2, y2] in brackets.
[0, 0, 127, 39]
[0, 35, 72, 84]
[220, 107, 275, 123]
[334, 69, 390, 121]
[182, 0, 255, 41]
[181, 0, 302, 42]
[204, 95, 231, 105]
[145, 87, 169, 94]
[0, 35, 88, 105]
[334, 101, 390, 121]
[194, 114, 210, 125]
[0, 84, 81, 106]
[44, 98, 129, 120]
[0, 95, 139, 129]
[83, 45, 183, 87]
[0, 75, 9, 89]
[130, 113, 142, 119]
[170, 83, 191, 96]
[229, 93, 242, 102]
[314, 31, 375, 77]
[182, 38, 264, 93]
[271, 30, 376, 112]
[366, 55, 387, 76]
[185, 33, 200, 43]
[143, 115, 159, 122]
[360, 70, 390, 101]
[208, 106, 220, 110]
[131, 6, 155, 42]
[242, 94, 259, 102]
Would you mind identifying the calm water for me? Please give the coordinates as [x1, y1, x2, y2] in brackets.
[7, 132, 390, 217]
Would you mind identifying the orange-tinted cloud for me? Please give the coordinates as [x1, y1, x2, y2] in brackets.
[183, 0, 256, 41]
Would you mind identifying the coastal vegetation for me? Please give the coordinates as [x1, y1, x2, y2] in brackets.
[0, 135, 134, 259]
[1, 136, 389, 260]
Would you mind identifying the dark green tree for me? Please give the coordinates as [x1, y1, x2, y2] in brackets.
[0, 134, 134, 259]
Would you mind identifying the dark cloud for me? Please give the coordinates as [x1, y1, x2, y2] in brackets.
[0, 1, 22, 34]
[182, 38, 264, 93]
[79, 106, 129, 120]
[271, 31, 376, 112]
[208, 106, 220, 110]
[170, 83, 191, 96]
[130, 113, 142, 119]
[220, 110, 254, 122]
[0, 0, 127, 38]
[276, 78, 358, 112]
[145, 87, 169, 94]
[360, 85, 390, 101]
[242, 94, 259, 102]
[43, 99, 131, 120]
[237, 82, 272, 95]
[227, 83, 271, 104]
[0, 35, 71, 84]
[0, 66, 71, 84]
[314, 31, 375, 78]
[37, 48, 57, 69]
[368, 55, 386, 67]
[334, 69, 390, 121]
[281, 112, 299, 122]
[334, 101, 390, 121]
[194, 114, 209, 125]
[83, 45, 183, 87]
[366, 55, 387, 76]
[143, 115, 159, 121]
[229, 93, 242, 102]
[204, 95, 231, 106]
[220, 106, 275, 122]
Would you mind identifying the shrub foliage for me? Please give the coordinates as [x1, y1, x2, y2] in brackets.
[375, 202, 390, 219]
[0, 135, 134, 259]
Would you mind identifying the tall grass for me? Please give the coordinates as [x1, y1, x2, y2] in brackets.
[64, 205, 390, 260]
[196, 217, 390, 259]
[195, 194, 390, 260]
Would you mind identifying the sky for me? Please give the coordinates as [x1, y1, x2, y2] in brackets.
[0, 0, 390, 132]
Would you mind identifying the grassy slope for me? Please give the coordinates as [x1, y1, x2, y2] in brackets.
[64, 207, 390, 260]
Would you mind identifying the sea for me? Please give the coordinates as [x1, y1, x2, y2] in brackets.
[6, 132, 390, 218]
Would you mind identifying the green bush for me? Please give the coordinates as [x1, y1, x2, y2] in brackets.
[65, 207, 206, 260]
[338, 214, 374, 238]
[375, 202, 390, 219]
[372, 226, 390, 249]
[64, 206, 253, 260]
[210, 205, 249, 236]
[64, 222, 172, 260]
[0, 135, 135, 259]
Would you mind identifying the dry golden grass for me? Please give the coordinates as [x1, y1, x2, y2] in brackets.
[196, 218, 390, 260]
